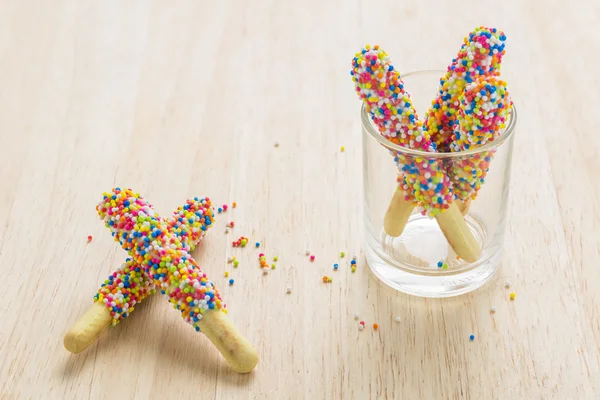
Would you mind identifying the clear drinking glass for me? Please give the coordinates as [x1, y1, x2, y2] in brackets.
[362, 70, 517, 298]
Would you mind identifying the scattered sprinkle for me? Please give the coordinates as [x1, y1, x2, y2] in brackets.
[225, 228, 229, 234]
[359, 320, 365, 326]
[229, 221, 235, 228]
[255, 242, 260, 248]
[354, 314, 359, 320]
[351, 267, 356, 273]
[358, 324, 364, 331]
[333, 263, 339, 270]
[442, 264, 449, 270]
[224, 271, 229, 277]
[505, 280, 511, 288]
[490, 306, 496, 313]
[229, 279, 235, 285]
[395, 316, 401, 323]
[469, 334, 475, 341]
[273, 256, 278, 262]
[340, 252, 345, 258]
[233, 260, 239, 268]
[218, 207, 223, 213]
[87, 235, 93, 242]
[227, 256, 234, 263]
[271, 263, 276, 269]
[310, 255, 315, 262]
[373, 323, 379, 330]
[286, 287, 292, 294]
[350, 260, 357, 266]
[274, 142, 279, 147]
[510, 292, 516, 300]
[232, 202, 237, 208]
[262, 268, 269, 275]
[305, 249, 310, 256]
[322, 276, 332, 283]
[259, 253, 268, 269]
[222, 204, 228, 211]
[352, 255, 357, 261]
[340, 146, 345, 152]
[437, 261, 443, 268]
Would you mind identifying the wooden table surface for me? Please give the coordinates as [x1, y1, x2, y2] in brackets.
[1, 1, 599, 399]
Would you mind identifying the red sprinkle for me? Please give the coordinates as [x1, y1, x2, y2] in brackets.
[359, 321, 365, 326]
[229, 221, 235, 228]
[87, 235, 93, 242]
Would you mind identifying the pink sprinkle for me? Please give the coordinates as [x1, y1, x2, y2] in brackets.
[259, 253, 264, 258]
[223, 204, 228, 211]
[310, 255, 315, 262]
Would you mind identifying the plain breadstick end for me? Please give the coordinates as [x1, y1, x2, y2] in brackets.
[64, 301, 112, 354]
[199, 310, 258, 373]
[456, 199, 471, 216]
[436, 202, 481, 263]
[383, 189, 415, 237]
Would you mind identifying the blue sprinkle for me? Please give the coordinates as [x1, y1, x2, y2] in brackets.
[255, 242, 260, 248]
[229, 279, 234, 285]
[437, 261, 443, 268]
[334, 264, 339, 270]
[350, 260, 357, 265]
[469, 334, 475, 341]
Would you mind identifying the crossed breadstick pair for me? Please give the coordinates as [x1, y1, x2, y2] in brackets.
[64, 189, 258, 373]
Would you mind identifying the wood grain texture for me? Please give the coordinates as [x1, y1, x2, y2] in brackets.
[1, 0, 599, 398]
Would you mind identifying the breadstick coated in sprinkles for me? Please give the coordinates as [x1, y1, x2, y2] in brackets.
[94, 197, 215, 325]
[425, 27, 506, 152]
[97, 188, 224, 332]
[448, 76, 511, 201]
[351, 45, 453, 216]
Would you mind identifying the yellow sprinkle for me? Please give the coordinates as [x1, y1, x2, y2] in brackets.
[510, 292, 516, 300]
[340, 146, 345, 152]
[224, 271, 229, 277]
[273, 256, 278, 262]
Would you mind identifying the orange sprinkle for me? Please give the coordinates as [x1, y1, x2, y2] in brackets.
[232, 202, 237, 208]
[373, 323, 379, 330]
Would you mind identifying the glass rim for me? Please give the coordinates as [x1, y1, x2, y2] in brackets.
[360, 70, 518, 159]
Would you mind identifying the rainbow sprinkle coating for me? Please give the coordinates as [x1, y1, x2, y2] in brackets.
[96, 188, 225, 332]
[94, 197, 215, 325]
[351, 45, 453, 216]
[425, 27, 506, 152]
[448, 76, 511, 201]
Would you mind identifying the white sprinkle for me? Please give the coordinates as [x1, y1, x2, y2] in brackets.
[354, 314, 359, 320]
[358, 324, 364, 331]
[490, 306, 496, 313]
[286, 287, 292, 294]
[505, 280, 511, 288]
[227, 256, 234, 263]
[274, 142, 279, 148]
[225, 228, 229, 234]
[305, 249, 310, 256]
[395, 316, 401, 323]
[262, 268, 269, 275]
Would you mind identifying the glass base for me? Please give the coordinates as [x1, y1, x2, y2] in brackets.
[365, 214, 501, 297]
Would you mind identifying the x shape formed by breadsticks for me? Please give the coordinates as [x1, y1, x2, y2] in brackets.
[64, 188, 258, 373]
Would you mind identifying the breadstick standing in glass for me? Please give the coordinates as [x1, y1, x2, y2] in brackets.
[351, 46, 480, 262]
